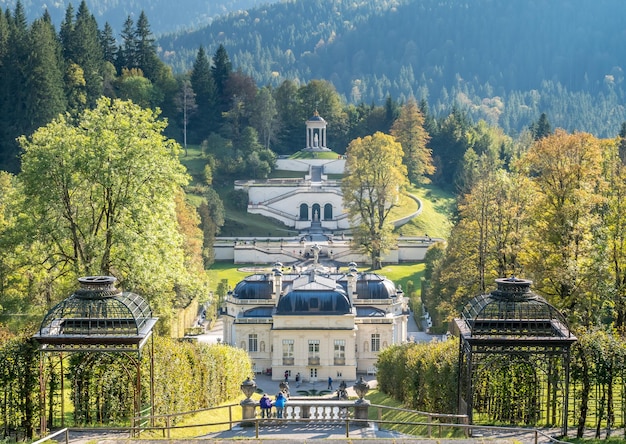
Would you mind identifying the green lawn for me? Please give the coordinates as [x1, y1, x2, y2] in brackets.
[205, 261, 268, 293]
[396, 184, 455, 240]
[289, 150, 342, 159]
[377, 262, 426, 299]
[269, 169, 306, 179]
[179, 144, 205, 183]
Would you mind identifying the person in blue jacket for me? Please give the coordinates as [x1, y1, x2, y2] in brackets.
[259, 393, 272, 418]
[274, 392, 287, 418]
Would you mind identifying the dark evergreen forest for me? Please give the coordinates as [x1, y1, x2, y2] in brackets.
[158, 0, 626, 137]
[0, 0, 270, 33]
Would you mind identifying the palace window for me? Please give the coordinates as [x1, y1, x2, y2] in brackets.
[371, 333, 381, 352]
[308, 339, 320, 365]
[334, 339, 345, 365]
[283, 339, 294, 365]
[248, 334, 258, 352]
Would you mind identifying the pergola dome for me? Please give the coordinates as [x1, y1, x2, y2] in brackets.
[459, 277, 570, 338]
[35, 276, 157, 348]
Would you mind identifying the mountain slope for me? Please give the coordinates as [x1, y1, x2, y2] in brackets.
[158, 0, 626, 136]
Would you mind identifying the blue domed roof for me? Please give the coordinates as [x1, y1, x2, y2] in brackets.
[307, 110, 326, 122]
[232, 275, 273, 299]
[276, 288, 352, 315]
[338, 273, 397, 299]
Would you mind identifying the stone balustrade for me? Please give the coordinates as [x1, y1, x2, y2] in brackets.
[254, 398, 367, 422]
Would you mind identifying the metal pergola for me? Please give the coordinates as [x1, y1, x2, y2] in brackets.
[32, 276, 158, 434]
[454, 277, 577, 437]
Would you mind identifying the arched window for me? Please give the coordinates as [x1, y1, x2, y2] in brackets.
[299, 203, 309, 220]
[324, 203, 333, 220]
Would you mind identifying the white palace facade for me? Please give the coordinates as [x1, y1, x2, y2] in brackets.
[222, 262, 409, 382]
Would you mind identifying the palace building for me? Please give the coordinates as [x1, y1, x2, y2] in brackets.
[222, 261, 409, 382]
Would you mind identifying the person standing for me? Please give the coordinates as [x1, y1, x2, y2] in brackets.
[327, 376, 333, 390]
[284, 370, 289, 382]
[274, 392, 287, 418]
[295, 372, 301, 387]
[259, 393, 272, 418]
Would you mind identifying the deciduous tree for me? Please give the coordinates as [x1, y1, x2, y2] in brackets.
[342, 132, 408, 269]
[519, 130, 605, 323]
[249, 85, 279, 150]
[18, 98, 190, 318]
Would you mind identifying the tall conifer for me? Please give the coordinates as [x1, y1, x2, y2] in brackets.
[134, 11, 160, 81]
[117, 16, 135, 73]
[0, 2, 29, 172]
[100, 22, 117, 66]
[71, 1, 104, 106]
[26, 17, 67, 134]
[0, 10, 11, 171]
[190, 46, 217, 142]
[211, 44, 232, 114]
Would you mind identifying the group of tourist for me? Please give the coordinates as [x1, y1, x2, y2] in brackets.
[259, 392, 287, 418]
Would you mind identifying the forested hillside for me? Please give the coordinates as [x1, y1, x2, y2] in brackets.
[158, 0, 626, 137]
[0, 0, 274, 33]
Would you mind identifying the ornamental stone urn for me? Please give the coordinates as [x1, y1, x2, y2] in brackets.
[352, 376, 371, 423]
[240, 377, 257, 426]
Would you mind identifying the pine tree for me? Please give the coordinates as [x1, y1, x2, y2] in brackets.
[117, 15, 135, 72]
[0, 2, 29, 172]
[618, 121, 626, 163]
[273, 79, 301, 155]
[530, 112, 552, 140]
[64, 1, 105, 106]
[174, 79, 197, 154]
[100, 22, 117, 66]
[190, 46, 218, 142]
[59, 4, 75, 61]
[211, 44, 232, 114]
[134, 11, 160, 81]
[0, 10, 11, 155]
[25, 17, 67, 134]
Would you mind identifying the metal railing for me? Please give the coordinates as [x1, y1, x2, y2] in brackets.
[31, 428, 69, 444]
[126, 400, 569, 443]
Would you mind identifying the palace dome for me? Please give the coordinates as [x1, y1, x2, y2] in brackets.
[232, 275, 273, 300]
[276, 287, 352, 315]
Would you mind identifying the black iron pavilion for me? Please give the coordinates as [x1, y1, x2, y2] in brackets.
[33, 276, 158, 434]
[454, 277, 576, 436]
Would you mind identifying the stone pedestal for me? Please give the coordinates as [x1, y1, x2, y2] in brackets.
[240, 399, 257, 427]
[353, 399, 370, 426]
